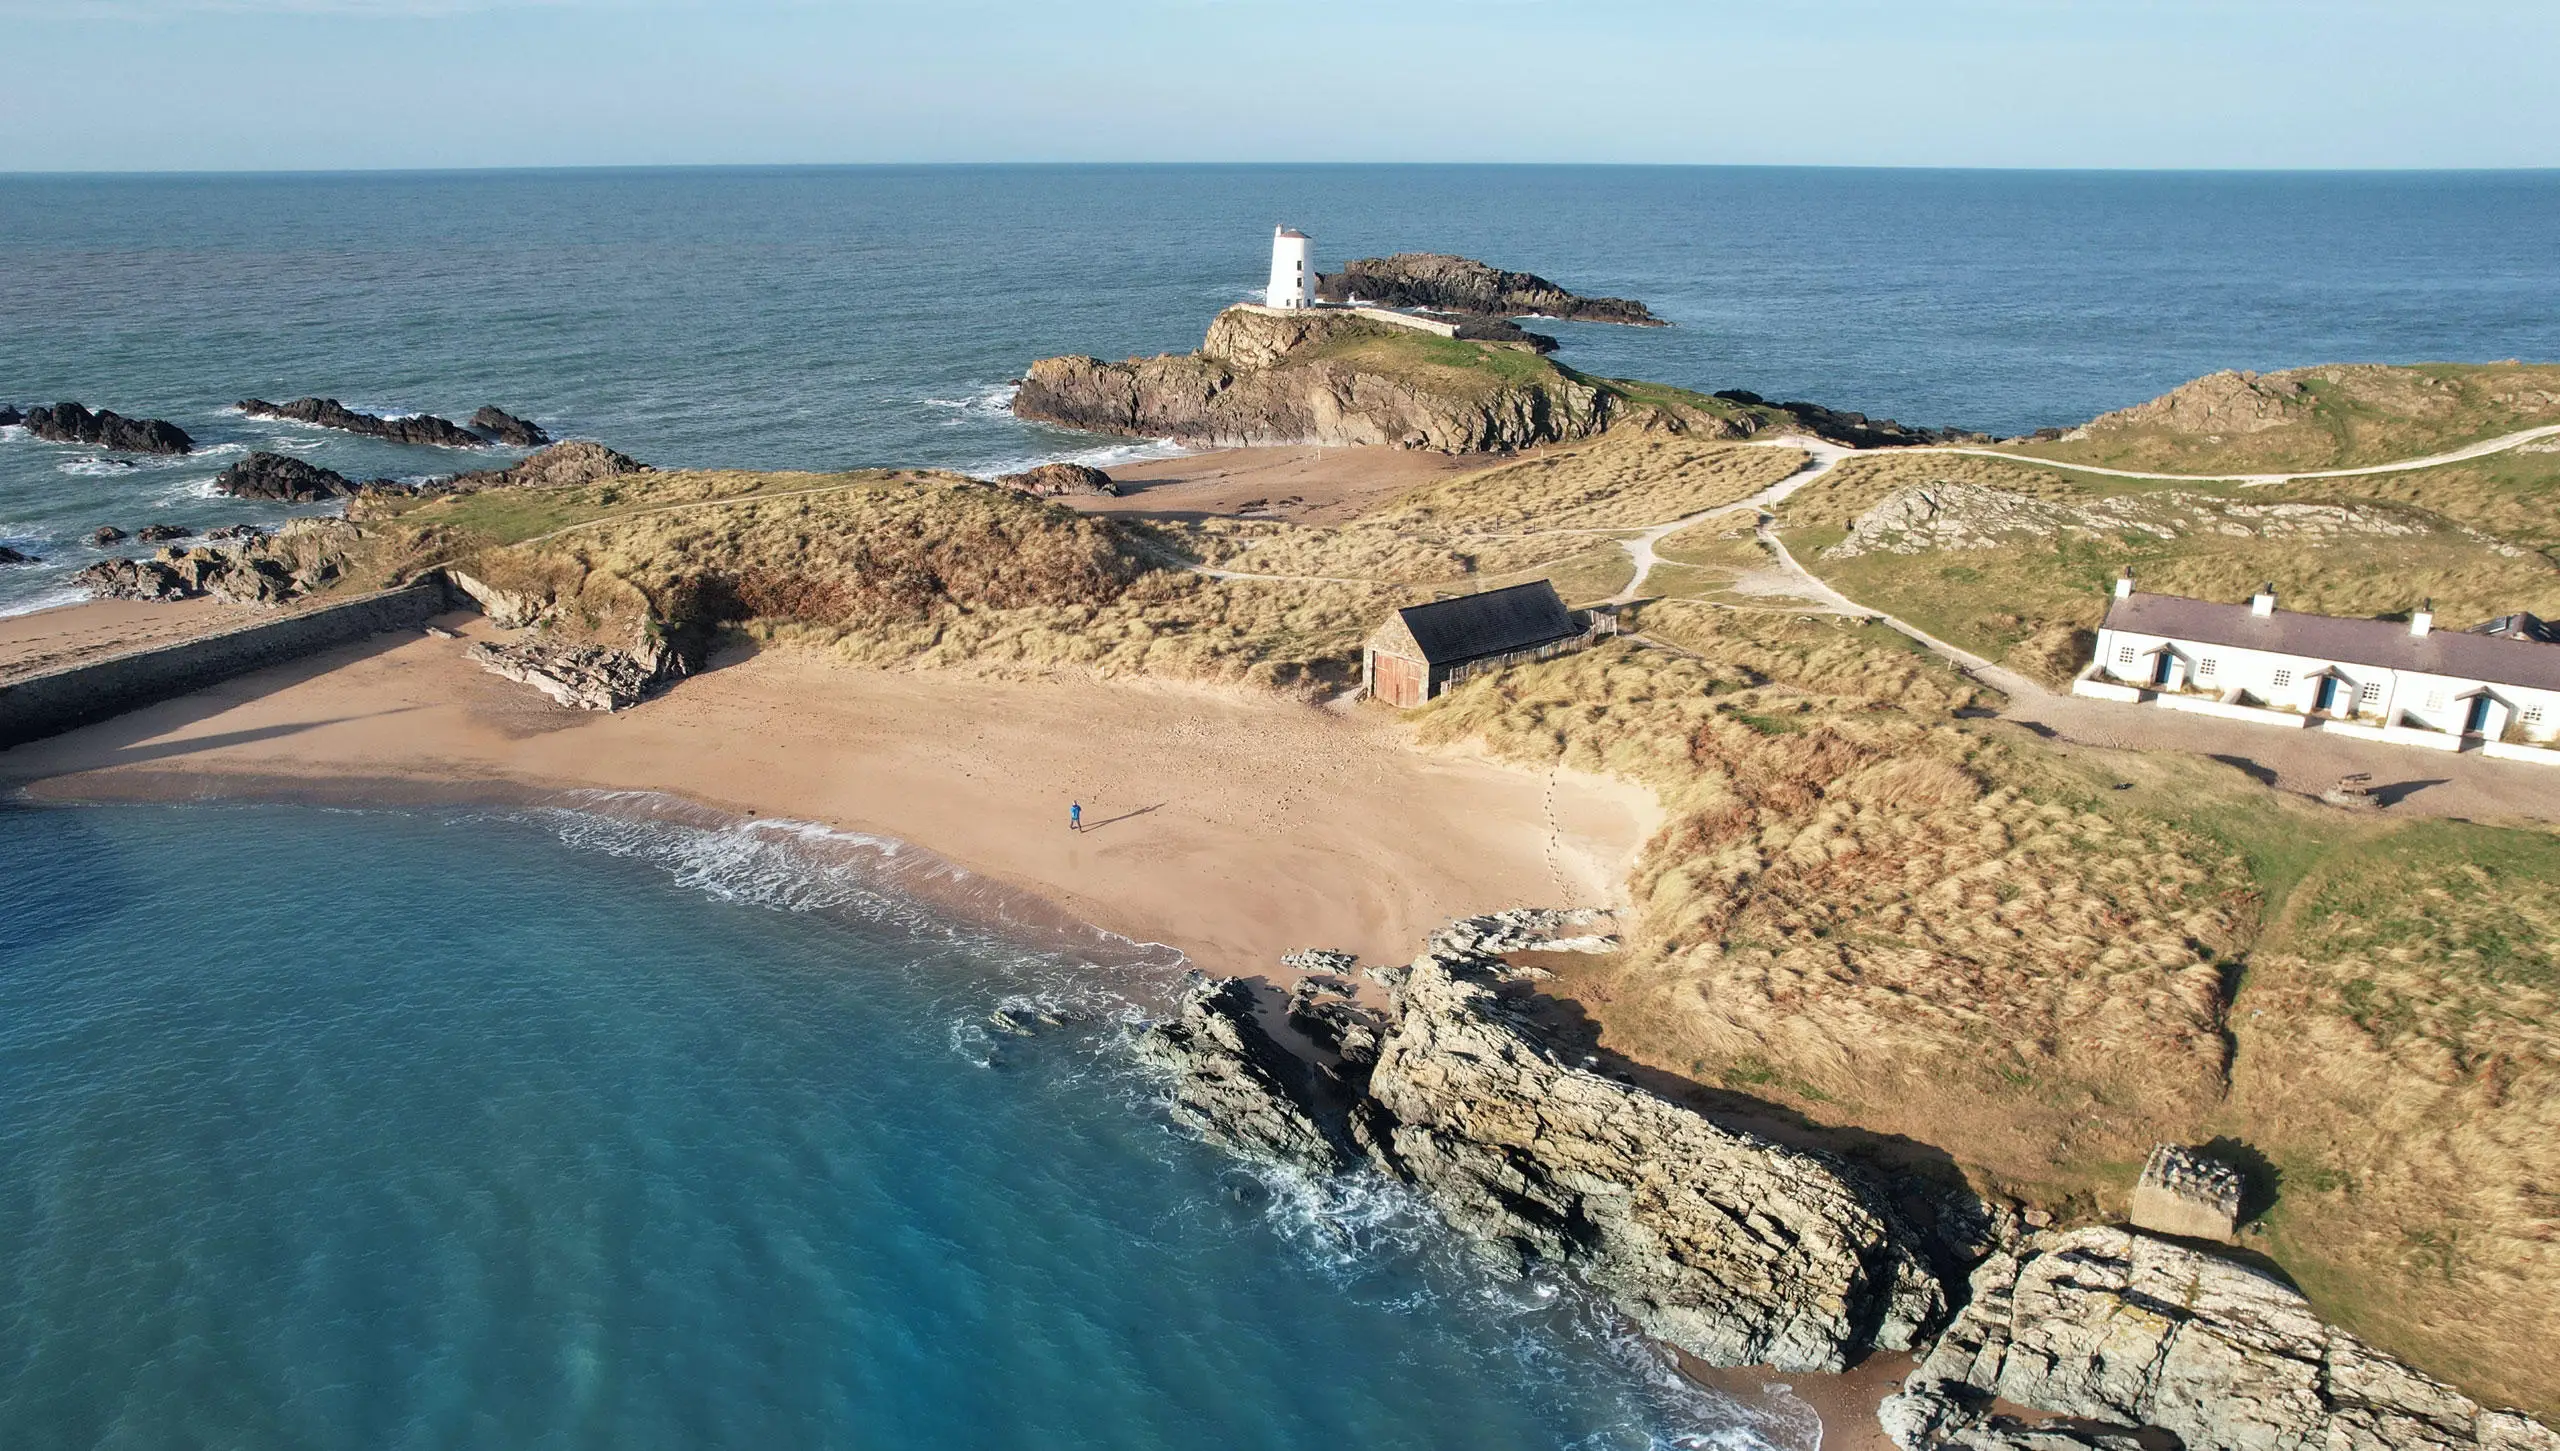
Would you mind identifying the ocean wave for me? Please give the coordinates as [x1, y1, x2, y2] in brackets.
[56, 456, 139, 477]
[0, 584, 92, 619]
[918, 383, 1017, 421]
[968, 435, 1193, 479]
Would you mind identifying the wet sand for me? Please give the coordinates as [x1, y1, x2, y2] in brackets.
[1079, 444, 1495, 523]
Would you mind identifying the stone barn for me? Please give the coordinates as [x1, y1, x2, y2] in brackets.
[1362, 580, 1608, 708]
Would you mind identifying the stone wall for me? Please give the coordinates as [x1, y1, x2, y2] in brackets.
[0, 576, 451, 750]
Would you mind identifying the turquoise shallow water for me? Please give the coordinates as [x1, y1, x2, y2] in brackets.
[5, 165, 2560, 613]
[0, 799, 1778, 1449]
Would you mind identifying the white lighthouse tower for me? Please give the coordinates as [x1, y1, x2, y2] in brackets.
[1266, 226, 1314, 310]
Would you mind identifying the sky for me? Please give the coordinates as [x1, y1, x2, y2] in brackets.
[3, 0, 2557, 173]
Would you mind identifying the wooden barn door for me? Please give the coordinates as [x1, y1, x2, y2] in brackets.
[1372, 653, 1426, 708]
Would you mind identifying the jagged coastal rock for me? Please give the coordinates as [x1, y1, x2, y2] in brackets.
[437, 439, 649, 493]
[0, 546, 40, 566]
[87, 526, 129, 546]
[215, 452, 369, 501]
[74, 518, 357, 605]
[20, 402, 195, 455]
[995, 462, 1118, 497]
[1315, 254, 1664, 327]
[136, 523, 192, 542]
[0, 406, 22, 427]
[1137, 910, 1962, 1373]
[1015, 306, 1613, 452]
[467, 406, 550, 447]
[1880, 1227, 2560, 1451]
[463, 637, 676, 711]
[237, 397, 488, 448]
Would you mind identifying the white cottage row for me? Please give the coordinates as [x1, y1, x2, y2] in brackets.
[2074, 574, 2560, 761]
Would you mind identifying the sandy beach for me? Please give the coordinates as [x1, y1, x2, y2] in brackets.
[2, 605, 1659, 982]
[1083, 444, 1494, 523]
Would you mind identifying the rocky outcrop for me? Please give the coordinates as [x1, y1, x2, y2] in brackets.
[214, 452, 369, 502]
[2084, 369, 2311, 439]
[1708, 390, 1989, 449]
[1825, 482, 2432, 560]
[1016, 306, 1614, 453]
[1316, 254, 1664, 327]
[1880, 1227, 2559, 1451]
[21, 402, 194, 455]
[238, 397, 488, 448]
[0, 545, 40, 565]
[87, 526, 128, 546]
[0, 406, 22, 428]
[1136, 910, 1968, 1373]
[437, 439, 649, 493]
[74, 518, 357, 606]
[467, 406, 550, 447]
[136, 524, 192, 543]
[996, 462, 1119, 498]
[464, 637, 674, 711]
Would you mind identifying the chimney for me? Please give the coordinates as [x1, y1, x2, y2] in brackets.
[2411, 599, 2434, 637]
[2251, 583, 2277, 618]
[2114, 568, 2135, 600]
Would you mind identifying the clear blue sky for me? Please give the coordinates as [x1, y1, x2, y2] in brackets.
[5, 0, 2556, 172]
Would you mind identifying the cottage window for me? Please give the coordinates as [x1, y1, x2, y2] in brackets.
[2358, 682, 2384, 708]
[2116, 646, 2136, 666]
[2197, 658, 2218, 679]
[2425, 690, 2446, 712]
[2272, 669, 2293, 689]
[2527, 705, 2547, 726]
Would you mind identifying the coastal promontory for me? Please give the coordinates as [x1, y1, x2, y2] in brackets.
[1315, 252, 1665, 326]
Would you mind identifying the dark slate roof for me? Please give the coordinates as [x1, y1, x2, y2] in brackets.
[2105, 592, 2560, 693]
[1395, 581, 1580, 666]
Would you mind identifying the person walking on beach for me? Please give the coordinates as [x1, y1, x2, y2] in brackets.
[1069, 801, 1083, 833]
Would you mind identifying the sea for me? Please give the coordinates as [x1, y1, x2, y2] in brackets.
[4, 165, 2560, 1448]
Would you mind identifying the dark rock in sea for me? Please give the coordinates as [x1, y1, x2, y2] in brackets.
[1449, 316, 1560, 353]
[0, 545, 41, 565]
[996, 462, 1119, 498]
[1713, 389, 1988, 448]
[136, 523, 193, 542]
[237, 397, 487, 448]
[215, 452, 363, 501]
[22, 402, 195, 455]
[88, 526, 129, 546]
[435, 439, 649, 493]
[467, 406, 550, 447]
[0, 406, 22, 428]
[1316, 254, 1665, 327]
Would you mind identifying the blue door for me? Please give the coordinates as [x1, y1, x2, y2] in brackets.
[2315, 677, 2339, 713]
[2465, 696, 2493, 735]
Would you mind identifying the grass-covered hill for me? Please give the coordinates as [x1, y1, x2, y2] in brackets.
[2005, 361, 2560, 474]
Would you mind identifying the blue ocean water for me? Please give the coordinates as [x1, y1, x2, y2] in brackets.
[0, 798, 1778, 1449]
[5, 165, 2560, 614]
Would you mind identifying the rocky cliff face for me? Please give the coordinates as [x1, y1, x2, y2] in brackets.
[1314, 254, 1664, 327]
[1135, 910, 1974, 1373]
[1880, 1227, 2559, 1451]
[76, 518, 356, 606]
[1015, 307, 1615, 453]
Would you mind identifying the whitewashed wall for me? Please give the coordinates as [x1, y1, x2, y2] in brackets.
[2090, 624, 2560, 743]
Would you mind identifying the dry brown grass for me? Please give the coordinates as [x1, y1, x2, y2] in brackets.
[1779, 450, 2216, 532]
[1417, 632, 2253, 1199]
[2228, 822, 2560, 1414]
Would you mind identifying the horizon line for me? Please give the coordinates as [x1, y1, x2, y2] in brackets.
[6, 160, 2560, 182]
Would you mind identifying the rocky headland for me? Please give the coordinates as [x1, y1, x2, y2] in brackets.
[1315, 253, 1664, 327]
[1138, 912, 2559, 1450]
[468, 406, 551, 447]
[212, 439, 646, 504]
[16, 402, 194, 455]
[1015, 306, 1619, 452]
[215, 453, 377, 502]
[995, 462, 1119, 497]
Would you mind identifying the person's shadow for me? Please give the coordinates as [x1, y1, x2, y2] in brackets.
[1080, 803, 1166, 833]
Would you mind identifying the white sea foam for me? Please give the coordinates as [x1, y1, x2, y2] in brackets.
[968, 435, 1193, 479]
[0, 585, 90, 619]
[918, 383, 1017, 420]
[56, 456, 139, 477]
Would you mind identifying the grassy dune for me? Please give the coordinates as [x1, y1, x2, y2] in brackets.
[2003, 362, 2560, 474]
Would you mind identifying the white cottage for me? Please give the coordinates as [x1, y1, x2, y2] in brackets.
[2076, 573, 2560, 762]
